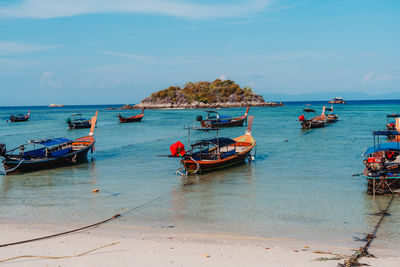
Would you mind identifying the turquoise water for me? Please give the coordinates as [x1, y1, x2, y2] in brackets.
[1, 102, 400, 249]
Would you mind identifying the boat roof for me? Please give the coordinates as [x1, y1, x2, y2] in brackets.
[205, 110, 218, 113]
[364, 142, 400, 156]
[387, 114, 400, 118]
[325, 107, 333, 111]
[31, 137, 72, 147]
[303, 108, 316, 113]
[192, 137, 236, 147]
[71, 113, 83, 116]
[372, 130, 400, 136]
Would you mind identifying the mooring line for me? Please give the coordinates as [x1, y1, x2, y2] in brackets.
[0, 173, 212, 248]
[338, 194, 397, 267]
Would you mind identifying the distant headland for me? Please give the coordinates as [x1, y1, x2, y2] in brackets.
[122, 79, 283, 109]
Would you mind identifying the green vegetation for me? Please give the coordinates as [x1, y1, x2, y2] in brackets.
[145, 79, 263, 104]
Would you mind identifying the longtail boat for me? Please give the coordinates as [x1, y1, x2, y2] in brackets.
[329, 97, 345, 104]
[362, 126, 400, 194]
[117, 108, 144, 123]
[299, 108, 326, 129]
[170, 116, 255, 175]
[386, 113, 400, 130]
[0, 112, 98, 174]
[196, 106, 249, 128]
[325, 106, 339, 123]
[9, 111, 30, 122]
[66, 113, 92, 129]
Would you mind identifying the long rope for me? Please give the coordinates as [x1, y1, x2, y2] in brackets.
[338, 194, 396, 267]
[0, 173, 209, 248]
[0, 242, 119, 263]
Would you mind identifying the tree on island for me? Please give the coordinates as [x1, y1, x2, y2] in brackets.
[143, 79, 265, 105]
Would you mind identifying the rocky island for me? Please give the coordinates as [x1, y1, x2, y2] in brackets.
[125, 79, 283, 109]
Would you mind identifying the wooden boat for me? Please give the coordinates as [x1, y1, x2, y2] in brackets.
[329, 97, 346, 104]
[386, 113, 400, 130]
[362, 129, 400, 194]
[196, 106, 249, 128]
[9, 111, 30, 122]
[117, 108, 144, 123]
[66, 113, 92, 129]
[170, 116, 256, 175]
[325, 106, 339, 123]
[0, 112, 98, 175]
[299, 108, 326, 129]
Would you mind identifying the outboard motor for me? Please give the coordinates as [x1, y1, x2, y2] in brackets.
[196, 115, 203, 122]
[0, 143, 6, 157]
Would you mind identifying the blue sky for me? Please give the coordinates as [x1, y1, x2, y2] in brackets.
[0, 0, 399, 105]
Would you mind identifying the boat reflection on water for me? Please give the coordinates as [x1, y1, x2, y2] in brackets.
[170, 163, 256, 222]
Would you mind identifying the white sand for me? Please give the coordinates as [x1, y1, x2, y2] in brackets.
[0, 223, 398, 266]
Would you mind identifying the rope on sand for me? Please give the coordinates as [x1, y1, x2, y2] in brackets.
[0, 242, 119, 263]
[338, 194, 396, 267]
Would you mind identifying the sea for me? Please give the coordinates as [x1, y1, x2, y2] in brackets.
[1, 100, 400, 250]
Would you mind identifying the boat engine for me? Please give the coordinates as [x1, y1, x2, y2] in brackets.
[364, 157, 385, 171]
[0, 143, 6, 157]
[196, 115, 203, 122]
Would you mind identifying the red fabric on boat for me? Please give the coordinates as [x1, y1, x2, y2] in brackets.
[298, 115, 305, 121]
[170, 141, 185, 157]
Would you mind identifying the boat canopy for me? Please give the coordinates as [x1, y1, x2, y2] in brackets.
[364, 142, 400, 156]
[32, 138, 72, 147]
[192, 137, 236, 147]
[372, 130, 400, 136]
[205, 110, 218, 113]
[303, 108, 316, 113]
[325, 107, 333, 111]
[71, 113, 83, 116]
[386, 114, 400, 118]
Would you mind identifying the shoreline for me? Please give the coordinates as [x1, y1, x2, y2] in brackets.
[0, 222, 398, 266]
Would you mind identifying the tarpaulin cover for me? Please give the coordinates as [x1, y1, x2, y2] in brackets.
[33, 138, 72, 147]
[170, 141, 185, 157]
[363, 142, 400, 156]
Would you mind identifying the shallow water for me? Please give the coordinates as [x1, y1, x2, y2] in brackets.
[1, 101, 400, 249]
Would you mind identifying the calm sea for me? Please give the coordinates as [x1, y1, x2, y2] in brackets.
[1, 100, 400, 249]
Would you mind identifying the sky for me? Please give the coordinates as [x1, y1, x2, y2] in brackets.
[0, 0, 399, 106]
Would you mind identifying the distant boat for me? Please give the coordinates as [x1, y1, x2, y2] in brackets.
[299, 108, 326, 129]
[0, 112, 98, 174]
[66, 113, 92, 129]
[170, 116, 255, 175]
[329, 97, 346, 104]
[386, 113, 400, 130]
[117, 108, 144, 123]
[49, 104, 64, 107]
[196, 106, 249, 128]
[9, 111, 30, 122]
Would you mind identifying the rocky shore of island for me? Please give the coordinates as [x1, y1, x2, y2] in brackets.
[120, 79, 283, 109]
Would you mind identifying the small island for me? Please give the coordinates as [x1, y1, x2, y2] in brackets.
[127, 79, 283, 109]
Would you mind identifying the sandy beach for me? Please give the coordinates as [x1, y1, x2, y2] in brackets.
[0, 223, 398, 267]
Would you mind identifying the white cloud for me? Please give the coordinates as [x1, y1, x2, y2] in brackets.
[363, 72, 400, 82]
[0, 41, 60, 55]
[0, 0, 271, 19]
[101, 51, 155, 63]
[40, 71, 62, 89]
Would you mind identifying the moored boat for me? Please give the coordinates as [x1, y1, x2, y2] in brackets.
[170, 116, 256, 175]
[0, 112, 98, 174]
[386, 113, 400, 130]
[325, 106, 339, 123]
[196, 106, 249, 128]
[66, 113, 92, 129]
[329, 97, 346, 104]
[9, 111, 30, 122]
[362, 128, 400, 194]
[117, 108, 144, 123]
[299, 108, 326, 129]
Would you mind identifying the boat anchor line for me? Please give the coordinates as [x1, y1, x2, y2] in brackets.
[0, 173, 213, 248]
[0, 159, 24, 175]
[338, 194, 398, 267]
